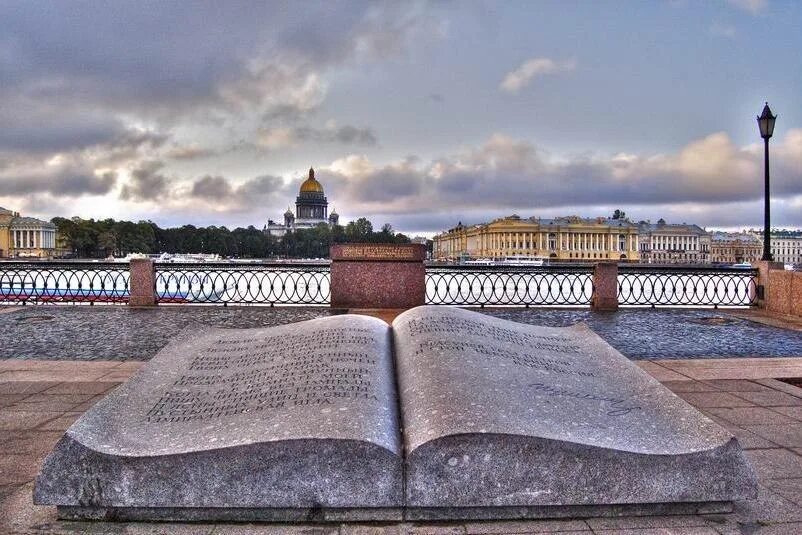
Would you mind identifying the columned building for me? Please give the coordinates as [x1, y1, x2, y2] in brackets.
[771, 235, 802, 265]
[637, 219, 711, 264]
[710, 232, 762, 264]
[0, 207, 58, 258]
[433, 215, 640, 262]
[265, 167, 339, 237]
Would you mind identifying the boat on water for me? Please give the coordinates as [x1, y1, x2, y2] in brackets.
[462, 255, 549, 266]
[731, 262, 753, 269]
[498, 255, 548, 266]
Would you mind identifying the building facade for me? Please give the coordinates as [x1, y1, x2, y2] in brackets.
[265, 168, 339, 237]
[771, 235, 802, 265]
[433, 215, 640, 262]
[0, 207, 58, 258]
[710, 232, 762, 264]
[637, 219, 711, 264]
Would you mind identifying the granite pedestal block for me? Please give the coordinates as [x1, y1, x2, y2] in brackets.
[392, 306, 757, 519]
[330, 243, 426, 309]
[591, 262, 618, 311]
[128, 258, 156, 307]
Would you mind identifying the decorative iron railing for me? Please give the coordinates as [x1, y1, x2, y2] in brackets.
[425, 265, 595, 306]
[618, 265, 758, 307]
[0, 261, 760, 308]
[0, 262, 129, 304]
[154, 263, 331, 305]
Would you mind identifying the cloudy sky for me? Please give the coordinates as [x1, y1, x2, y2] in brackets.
[1, 0, 800, 235]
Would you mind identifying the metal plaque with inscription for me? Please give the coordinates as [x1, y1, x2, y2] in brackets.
[35, 306, 756, 522]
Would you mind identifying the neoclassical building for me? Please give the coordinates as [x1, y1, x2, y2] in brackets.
[710, 232, 762, 264]
[433, 215, 640, 262]
[0, 206, 58, 258]
[265, 168, 339, 238]
[637, 219, 711, 264]
[771, 235, 802, 265]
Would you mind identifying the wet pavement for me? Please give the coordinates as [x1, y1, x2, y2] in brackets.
[0, 305, 800, 361]
[0, 306, 333, 361]
[482, 308, 802, 360]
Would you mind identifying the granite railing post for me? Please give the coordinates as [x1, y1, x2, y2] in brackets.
[330, 243, 426, 309]
[591, 262, 618, 311]
[128, 258, 157, 307]
[756, 260, 784, 312]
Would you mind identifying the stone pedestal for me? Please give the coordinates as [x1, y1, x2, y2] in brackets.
[756, 260, 785, 311]
[591, 262, 618, 311]
[330, 244, 426, 309]
[128, 258, 156, 307]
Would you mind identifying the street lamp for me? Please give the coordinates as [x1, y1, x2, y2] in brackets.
[757, 102, 777, 261]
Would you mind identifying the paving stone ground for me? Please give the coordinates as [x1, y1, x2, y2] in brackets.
[1, 306, 801, 361]
[2, 357, 802, 534]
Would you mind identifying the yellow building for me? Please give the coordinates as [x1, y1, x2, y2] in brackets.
[0, 206, 58, 259]
[433, 215, 640, 262]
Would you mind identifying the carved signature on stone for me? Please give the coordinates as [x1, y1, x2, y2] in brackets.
[529, 382, 642, 416]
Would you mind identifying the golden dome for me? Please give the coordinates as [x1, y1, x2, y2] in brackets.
[299, 167, 324, 194]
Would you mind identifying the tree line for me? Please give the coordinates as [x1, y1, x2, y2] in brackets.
[51, 217, 415, 259]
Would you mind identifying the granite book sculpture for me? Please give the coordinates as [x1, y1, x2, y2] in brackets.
[35, 306, 757, 521]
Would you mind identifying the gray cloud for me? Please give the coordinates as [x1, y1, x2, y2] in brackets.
[190, 175, 234, 201]
[188, 173, 286, 212]
[0, 2, 439, 124]
[120, 161, 170, 201]
[256, 124, 377, 149]
[0, 169, 117, 197]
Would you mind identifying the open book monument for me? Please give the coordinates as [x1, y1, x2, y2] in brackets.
[34, 306, 757, 522]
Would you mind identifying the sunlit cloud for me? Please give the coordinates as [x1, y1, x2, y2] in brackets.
[500, 58, 576, 94]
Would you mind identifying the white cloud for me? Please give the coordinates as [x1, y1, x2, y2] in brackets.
[726, 0, 768, 15]
[499, 58, 576, 94]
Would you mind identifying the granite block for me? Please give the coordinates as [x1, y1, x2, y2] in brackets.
[129, 258, 156, 307]
[393, 307, 757, 515]
[35, 315, 403, 519]
[792, 272, 802, 318]
[767, 270, 793, 316]
[591, 263, 618, 311]
[330, 245, 426, 309]
[331, 261, 425, 309]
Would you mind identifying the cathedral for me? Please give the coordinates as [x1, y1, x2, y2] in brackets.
[265, 167, 339, 237]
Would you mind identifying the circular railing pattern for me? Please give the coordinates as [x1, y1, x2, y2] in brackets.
[0, 262, 129, 304]
[155, 263, 331, 305]
[618, 266, 758, 306]
[425, 266, 594, 306]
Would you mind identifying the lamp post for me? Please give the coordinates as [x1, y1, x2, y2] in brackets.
[757, 102, 777, 261]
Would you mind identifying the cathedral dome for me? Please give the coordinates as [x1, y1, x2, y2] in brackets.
[299, 167, 324, 194]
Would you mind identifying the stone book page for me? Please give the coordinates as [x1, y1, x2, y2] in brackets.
[392, 306, 756, 515]
[35, 314, 403, 516]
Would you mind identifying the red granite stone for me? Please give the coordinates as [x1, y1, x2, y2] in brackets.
[767, 270, 792, 316]
[591, 262, 618, 311]
[330, 244, 426, 309]
[791, 272, 802, 318]
[128, 258, 156, 307]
